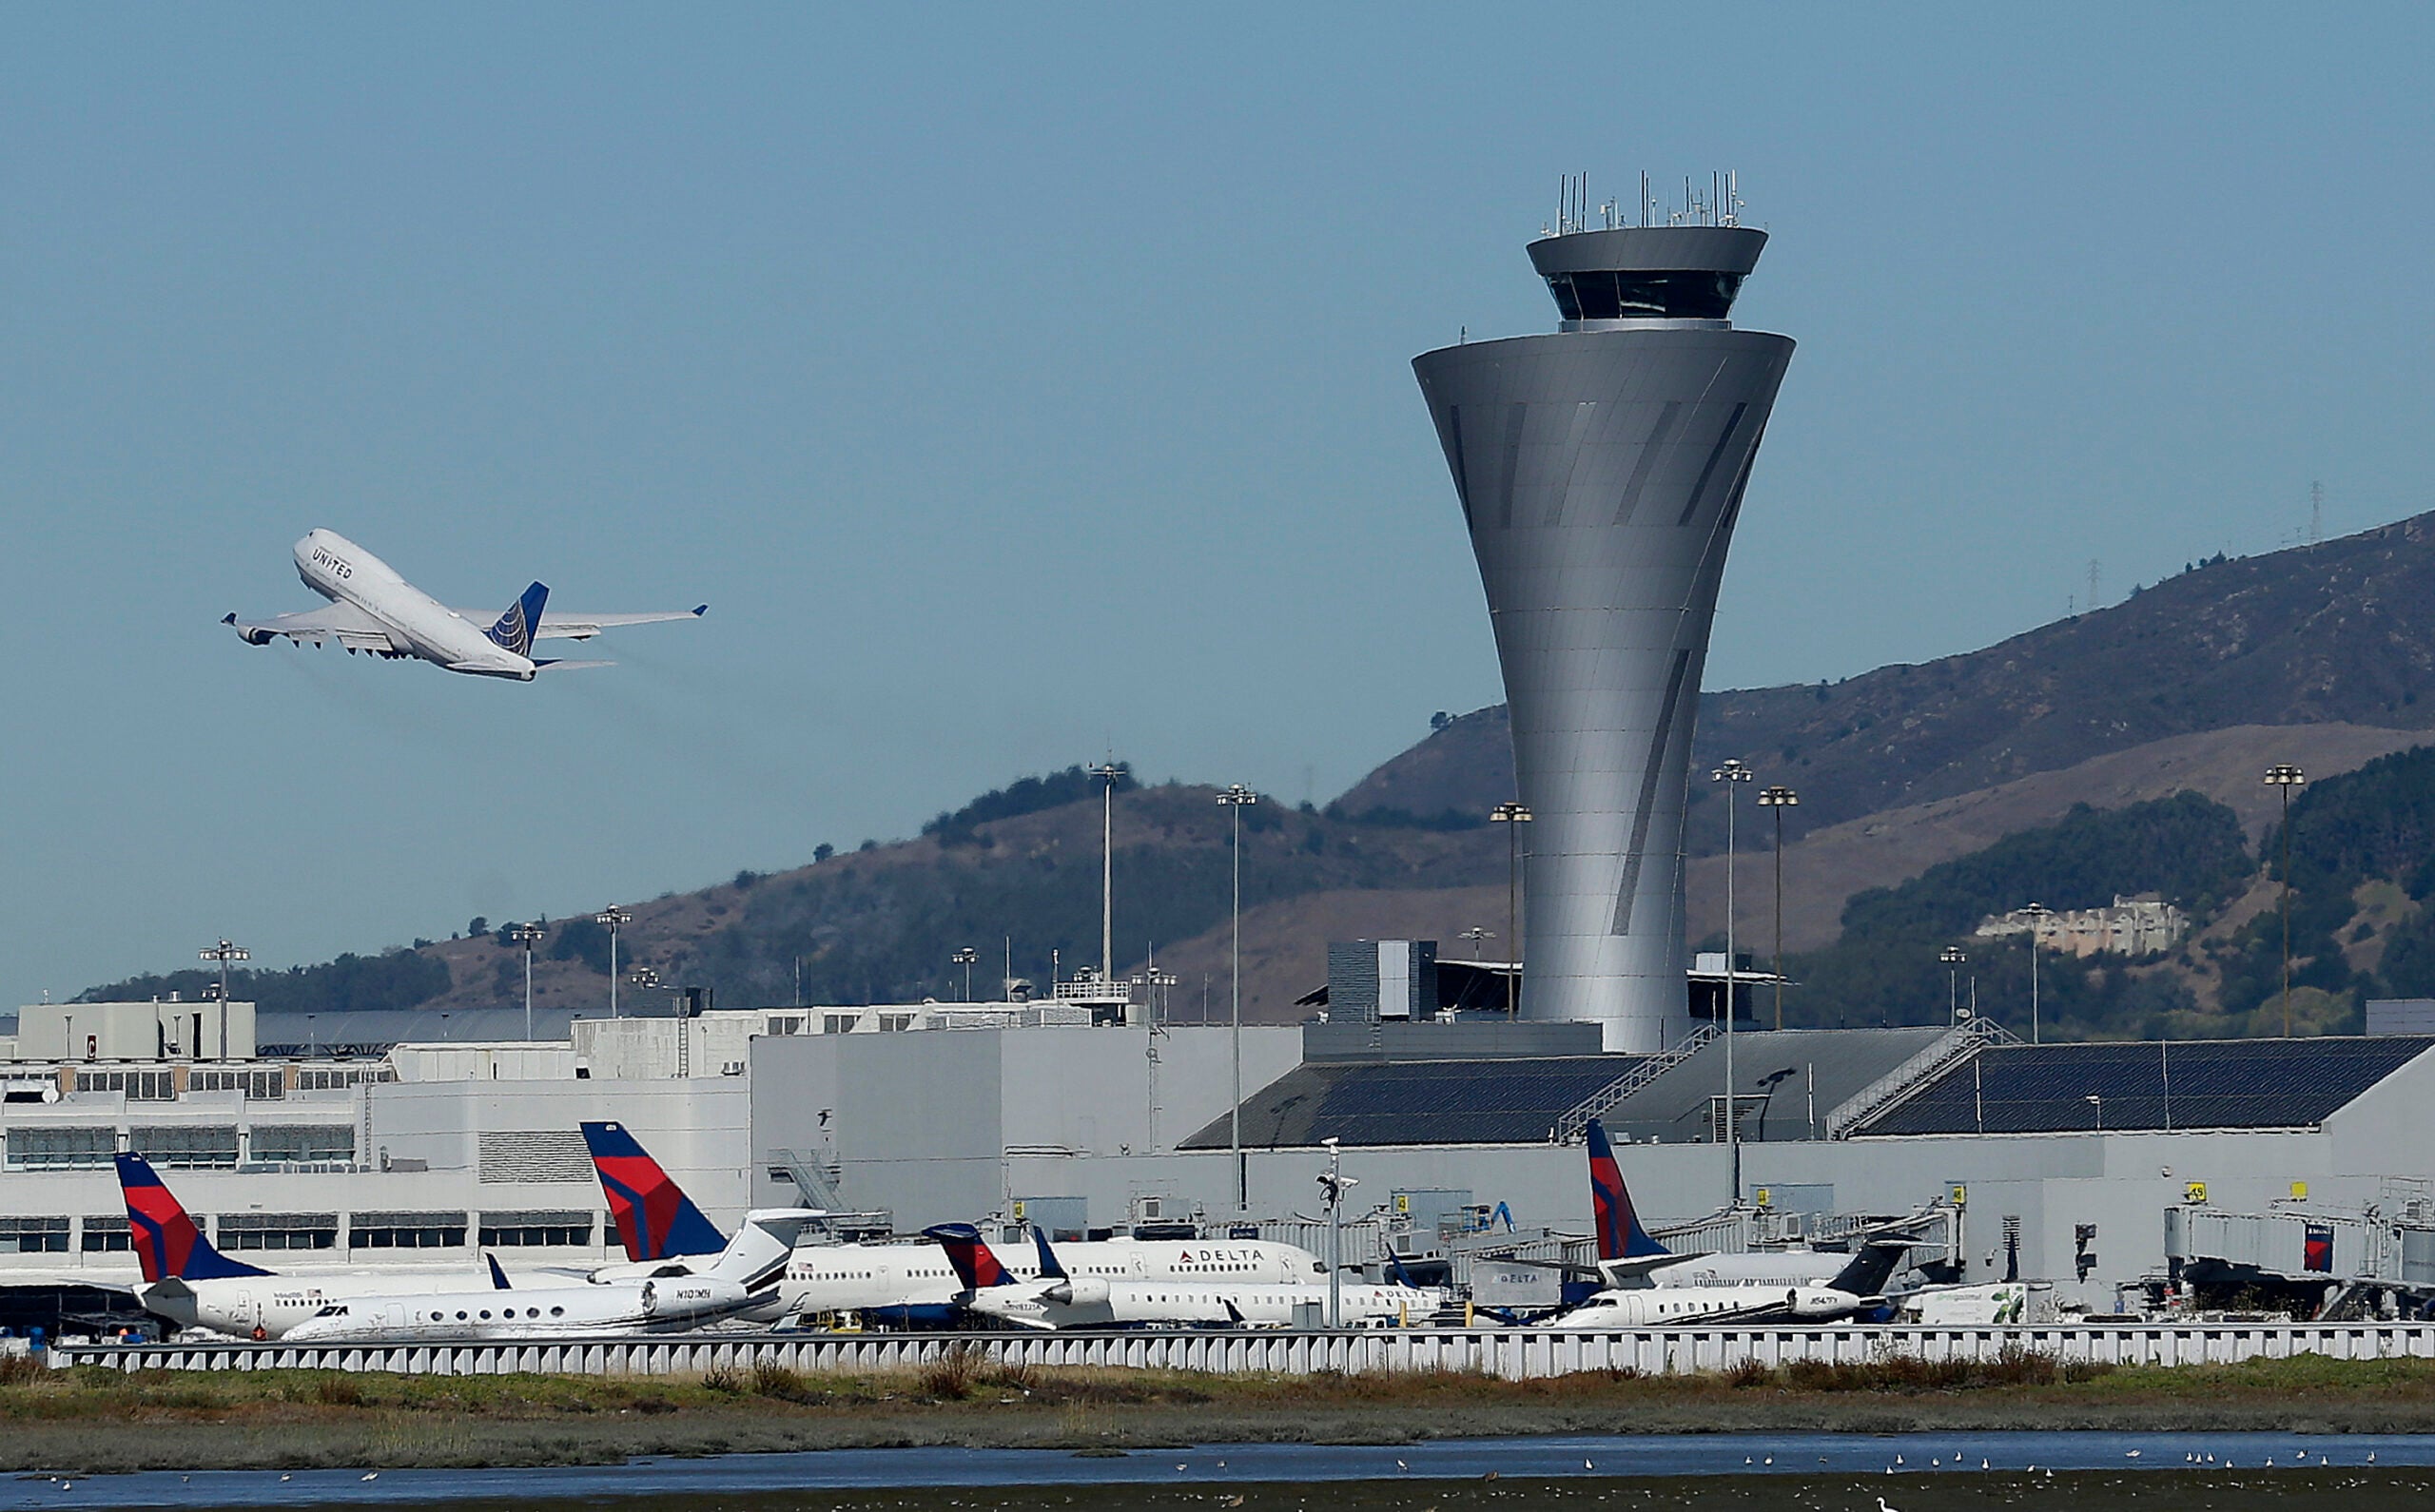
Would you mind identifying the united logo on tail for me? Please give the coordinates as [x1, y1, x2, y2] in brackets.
[580, 1121, 728, 1261]
[1587, 1118, 1668, 1261]
[115, 1153, 268, 1284]
[484, 581, 549, 657]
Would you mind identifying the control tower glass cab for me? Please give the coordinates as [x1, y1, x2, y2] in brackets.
[1412, 223, 1795, 1053]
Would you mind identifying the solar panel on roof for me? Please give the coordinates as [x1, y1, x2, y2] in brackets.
[1179, 1056, 1645, 1149]
[1857, 1037, 2435, 1135]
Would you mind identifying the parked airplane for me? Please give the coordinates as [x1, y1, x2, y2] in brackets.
[224, 529, 705, 681]
[926, 1224, 1438, 1330]
[282, 1211, 814, 1344]
[118, 1153, 514, 1338]
[577, 1121, 1328, 1327]
[1578, 1119, 1921, 1291]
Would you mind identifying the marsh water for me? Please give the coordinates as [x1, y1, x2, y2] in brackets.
[9, 1433, 2434, 1510]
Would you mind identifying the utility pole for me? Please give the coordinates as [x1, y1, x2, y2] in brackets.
[1317, 1138, 1354, 1328]
[1757, 785, 1797, 1029]
[509, 922, 547, 1039]
[2265, 764, 2307, 1036]
[1710, 758, 1751, 1206]
[1489, 802, 1531, 1018]
[1091, 764, 1124, 984]
[595, 908, 634, 1019]
[1217, 784, 1258, 1212]
[198, 940, 247, 1061]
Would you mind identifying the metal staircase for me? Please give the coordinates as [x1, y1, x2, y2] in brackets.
[1552, 1023, 1720, 1144]
[1823, 1017, 2018, 1139]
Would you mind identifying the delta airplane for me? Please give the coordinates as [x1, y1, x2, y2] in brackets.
[1577, 1119, 1921, 1290]
[283, 1211, 814, 1344]
[118, 1153, 527, 1339]
[927, 1224, 1439, 1331]
[224, 529, 705, 681]
[578, 1121, 1329, 1327]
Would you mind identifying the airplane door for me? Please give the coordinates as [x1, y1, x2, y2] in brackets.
[382, 1304, 405, 1330]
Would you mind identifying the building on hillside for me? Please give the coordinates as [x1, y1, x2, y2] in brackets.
[1975, 895, 2189, 958]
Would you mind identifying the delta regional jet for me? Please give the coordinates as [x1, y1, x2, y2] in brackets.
[224, 530, 705, 681]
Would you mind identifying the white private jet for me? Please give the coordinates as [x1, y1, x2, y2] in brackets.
[118, 1153, 535, 1339]
[224, 529, 705, 681]
[282, 1211, 815, 1344]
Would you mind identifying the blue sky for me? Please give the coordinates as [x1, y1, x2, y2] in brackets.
[3, 6, 2429, 1005]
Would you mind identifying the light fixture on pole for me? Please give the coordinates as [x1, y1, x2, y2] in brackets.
[1755, 785, 1798, 1029]
[508, 922, 547, 1040]
[1217, 783, 1258, 1212]
[2021, 903, 2052, 1044]
[1939, 944, 1967, 1027]
[594, 908, 635, 1019]
[1709, 759, 1752, 1204]
[630, 965, 661, 998]
[1459, 926, 1493, 962]
[951, 946, 979, 1003]
[2264, 764, 2307, 1037]
[1489, 802, 1532, 1018]
[1316, 1137, 1355, 1328]
[2085, 1093, 2103, 1134]
[1090, 764, 1125, 984]
[198, 940, 248, 1061]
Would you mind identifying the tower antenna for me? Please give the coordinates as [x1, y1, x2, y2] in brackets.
[2310, 480, 2324, 545]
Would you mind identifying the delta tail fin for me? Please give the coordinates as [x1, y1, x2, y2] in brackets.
[485, 581, 549, 656]
[925, 1223, 1020, 1291]
[581, 1120, 729, 1262]
[1587, 1118, 1667, 1262]
[1029, 1224, 1070, 1282]
[116, 1153, 269, 1284]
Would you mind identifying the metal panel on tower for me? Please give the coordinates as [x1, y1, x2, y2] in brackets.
[1412, 183, 1795, 1051]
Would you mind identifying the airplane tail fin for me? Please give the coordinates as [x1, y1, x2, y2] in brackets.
[924, 1223, 1019, 1291]
[116, 1153, 268, 1284]
[581, 1120, 729, 1261]
[1827, 1233, 1915, 1299]
[485, 581, 549, 656]
[487, 1253, 512, 1290]
[1029, 1224, 1069, 1282]
[1588, 1118, 1667, 1261]
[703, 1210, 816, 1290]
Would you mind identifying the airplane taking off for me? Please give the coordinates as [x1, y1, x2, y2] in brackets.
[224, 530, 705, 681]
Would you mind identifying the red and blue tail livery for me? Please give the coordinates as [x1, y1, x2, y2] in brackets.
[1587, 1118, 1667, 1261]
[924, 1223, 1018, 1291]
[580, 1121, 728, 1262]
[115, 1153, 268, 1285]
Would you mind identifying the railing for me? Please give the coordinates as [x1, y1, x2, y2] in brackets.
[1825, 1018, 2018, 1139]
[1552, 1024, 1718, 1144]
[56, 1321, 2435, 1381]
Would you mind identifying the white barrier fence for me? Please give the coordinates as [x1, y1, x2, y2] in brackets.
[49, 1323, 2435, 1381]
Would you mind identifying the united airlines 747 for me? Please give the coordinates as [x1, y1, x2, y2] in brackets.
[224, 530, 705, 681]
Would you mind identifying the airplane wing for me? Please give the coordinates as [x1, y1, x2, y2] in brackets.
[224, 604, 403, 652]
[452, 606, 708, 642]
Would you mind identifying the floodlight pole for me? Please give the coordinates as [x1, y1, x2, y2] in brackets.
[1757, 785, 1798, 1029]
[509, 923, 548, 1039]
[952, 946, 979, 1003]
[1490, 803, 1531, 1018]
[2022, 903, 2051, 1044]
[1218, 785, 1258, 1212]
[2265, 765, 2307, 1037]
[199, 940, 248, 1061]
[1940, 945, 1967, 1028]
[1710, 759, 1752, 1205]
[595, 908, 635, 1019]
[1091, 764, 1124, 984]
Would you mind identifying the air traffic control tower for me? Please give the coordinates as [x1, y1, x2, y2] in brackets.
[1412, 207, 1794, 1053]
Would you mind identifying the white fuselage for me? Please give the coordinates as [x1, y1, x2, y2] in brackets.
[1636, 1251, 1862, 1289]
[1552, 1284, 1862, 1328]
[294, 530, 536, 679]
[775, 1236, 1326, 1321]
[142, 1265, 536, 1339]
[282, 1273, 752, 1344]
[969, 1278, 1438, 1331]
